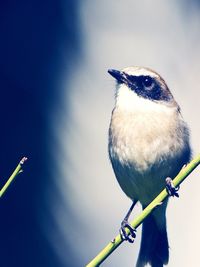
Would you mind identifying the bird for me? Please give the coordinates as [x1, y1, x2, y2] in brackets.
[108, 66, 191, 267]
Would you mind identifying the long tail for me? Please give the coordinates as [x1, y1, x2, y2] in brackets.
[136, 205, 169, 267]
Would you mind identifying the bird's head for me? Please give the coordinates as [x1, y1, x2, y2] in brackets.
[108, 67, 175, 106]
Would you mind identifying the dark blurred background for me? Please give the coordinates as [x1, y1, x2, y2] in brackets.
[0, 1, 200, 267]
[0, 1, 81, 266]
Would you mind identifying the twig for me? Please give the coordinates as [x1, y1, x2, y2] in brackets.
[86, 154, 200, 267]
[0, 157, 28, 197]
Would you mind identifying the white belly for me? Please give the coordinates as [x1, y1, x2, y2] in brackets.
[109, 105, 190, 205]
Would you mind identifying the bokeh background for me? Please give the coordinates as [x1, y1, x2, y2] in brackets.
[0, 1, 200, 267]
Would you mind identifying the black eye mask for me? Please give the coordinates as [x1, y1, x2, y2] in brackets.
[125, 74, 171, 102]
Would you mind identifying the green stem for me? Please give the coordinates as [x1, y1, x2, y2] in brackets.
[86, 154, 200, 267]
[0, 157, 27, 197]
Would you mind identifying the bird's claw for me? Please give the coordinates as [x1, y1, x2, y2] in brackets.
[166, 177, 180, 197]
[120, 220, 136, 243]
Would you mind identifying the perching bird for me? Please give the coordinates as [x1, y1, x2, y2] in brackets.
[108, 67, 191, 267]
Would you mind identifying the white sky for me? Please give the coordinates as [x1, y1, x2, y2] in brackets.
[54, 1, 200, 266]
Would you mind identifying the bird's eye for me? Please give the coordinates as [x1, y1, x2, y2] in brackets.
[143, 77, 153, 88]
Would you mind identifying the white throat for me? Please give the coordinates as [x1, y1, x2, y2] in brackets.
[115, 84, 174, 114]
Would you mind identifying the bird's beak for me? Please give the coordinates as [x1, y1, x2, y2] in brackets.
[108, 69, 125, 83]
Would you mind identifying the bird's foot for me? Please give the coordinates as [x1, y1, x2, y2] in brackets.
[120, 219, 136, 243]
[166, 177, 180, 197]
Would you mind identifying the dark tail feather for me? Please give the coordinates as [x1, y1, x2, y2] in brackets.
[136, 211, 169, 267]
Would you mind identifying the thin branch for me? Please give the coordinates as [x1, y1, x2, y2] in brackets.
[86, 154, 200, 267]
[0, 157, 28, 197]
